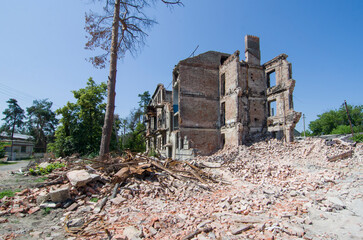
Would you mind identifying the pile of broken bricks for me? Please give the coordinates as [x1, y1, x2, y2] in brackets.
[1, 138, 362, 240]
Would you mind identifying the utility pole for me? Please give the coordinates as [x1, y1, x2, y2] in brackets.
[303, 114, 306, 138]
[344, 100, 354, 137]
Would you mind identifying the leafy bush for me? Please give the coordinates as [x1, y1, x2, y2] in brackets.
[0, 142, 10, 158]
[331, 125, 352, 134]
[29, 162, 65, 175]
[352, 134, 363, 143]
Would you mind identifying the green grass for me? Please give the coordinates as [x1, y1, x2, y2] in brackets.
[35, 176, 48, 182]
[0, 189, 21, 199]
[42, 207, 52, 215]
[0, 161, 17, 166]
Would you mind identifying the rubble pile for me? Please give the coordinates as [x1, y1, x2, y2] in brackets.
[0, 138, 362, 240]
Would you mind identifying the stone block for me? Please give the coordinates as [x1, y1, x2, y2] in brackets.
[36, 192, 50, 205]
[67, 170, 93, 187]
[49, 187, 70, 202]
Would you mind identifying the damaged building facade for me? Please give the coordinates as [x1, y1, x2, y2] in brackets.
[145, 35, 301, 160]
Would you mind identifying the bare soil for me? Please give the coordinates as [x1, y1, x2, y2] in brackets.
[0, 161, 66, 240]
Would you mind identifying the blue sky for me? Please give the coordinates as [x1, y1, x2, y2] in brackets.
[0, 0, 362, 132]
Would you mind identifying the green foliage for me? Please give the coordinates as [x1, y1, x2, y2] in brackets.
[28, 162, 65, 176]
[90, 197, 99, 203]
[138, 91, 151, 113]
[0, 189, 21, 199]
[309, 104, 363, 136]
[49, 78, 109, 157]
[331, 125, 351, 135]
[0, 142, 10, 158]
[42, 207, 51, 215]
[1, 98, 25, 136]
[119, 91, 151, 153]
[352, 134, 363, 143]
[26, 99, 58, 153]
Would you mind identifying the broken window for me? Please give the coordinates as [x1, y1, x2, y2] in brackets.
[267, 70, 276, 88]
[173, 84, 179, 113]
[153, 116, 157, 129]
[268, 100, 276, 117]
[21, 146, 26, 153]
[221, 73, 226, 96]
[221, 134, 225, 148]
[173, 115, 179, 130]
[221, 102, 226, 126]
[289, 94, 293, 109]
[162, 134, 166, 146]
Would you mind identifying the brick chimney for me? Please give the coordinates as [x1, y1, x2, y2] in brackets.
[245, 35, 260, 65]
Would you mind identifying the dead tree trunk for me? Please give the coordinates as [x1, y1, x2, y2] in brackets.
[99, 0, 120, 159]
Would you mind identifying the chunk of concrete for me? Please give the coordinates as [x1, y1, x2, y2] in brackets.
[36, 192, 50, 205]
[123, 226, 142, 240]
[67, 170, 93, 187]
[49, 187, 70, 202]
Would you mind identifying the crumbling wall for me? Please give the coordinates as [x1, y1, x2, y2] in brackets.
[264, 54, 301, 142]
[173, 52, 228, 158]
[220, 51, 241, 146]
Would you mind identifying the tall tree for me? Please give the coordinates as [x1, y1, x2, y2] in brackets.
[26, 99, 58, 152]
[85, 0, 182, 159]
[1, 98, 25, 159]
[49, 78, 108, 157]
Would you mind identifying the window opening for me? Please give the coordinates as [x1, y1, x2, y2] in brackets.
[221, 73, 226, 96]
[289, 94, 293, 109]
[221, 102, 226, 126]
[267, 70, 276, 88]
[221, 134, 225, 148]
[268, 100, 276, 116]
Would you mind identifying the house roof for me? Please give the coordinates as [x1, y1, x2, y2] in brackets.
[0, 132, 34, 141]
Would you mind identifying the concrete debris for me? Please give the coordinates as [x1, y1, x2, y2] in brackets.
[66, 170, 93, 187]
[49, 186, 70, 203]
[0, 138, 362, 240]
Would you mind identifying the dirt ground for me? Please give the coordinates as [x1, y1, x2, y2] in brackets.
[0, 161, 66, 240]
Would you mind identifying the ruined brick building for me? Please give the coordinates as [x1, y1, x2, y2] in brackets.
[145, 35, 301, 160]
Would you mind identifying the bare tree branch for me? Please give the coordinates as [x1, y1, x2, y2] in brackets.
[85, 0, 183, 158]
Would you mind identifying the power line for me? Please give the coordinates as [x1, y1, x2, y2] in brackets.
[0, 82, 61, 108]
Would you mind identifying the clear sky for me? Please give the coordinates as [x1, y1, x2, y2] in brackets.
[0, 0, 362, 132]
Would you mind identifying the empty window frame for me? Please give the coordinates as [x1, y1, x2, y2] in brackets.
[221, 134, 225, 148]
[268, 100, 277, 116]
[221, 73, 226, 96]
[21, 146, 26, 153]
[289, 94, 293, 109]
[267, 70, 276, 88]
[221, 102, 226, 126]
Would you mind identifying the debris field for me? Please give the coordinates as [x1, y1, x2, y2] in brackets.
[0, 138, 362, 240]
